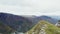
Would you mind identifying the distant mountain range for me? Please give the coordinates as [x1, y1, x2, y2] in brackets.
[25, 15, 58, 24]
[50, 16, 60, 20]
[33, 16, 58, 24]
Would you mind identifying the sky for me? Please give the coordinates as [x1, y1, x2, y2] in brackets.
[0, 0, 60, 16]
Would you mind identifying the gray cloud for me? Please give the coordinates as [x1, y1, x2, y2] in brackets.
[0, 0, 60, 15]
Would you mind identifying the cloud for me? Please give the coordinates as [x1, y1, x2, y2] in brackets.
[0, 0, 60, 16]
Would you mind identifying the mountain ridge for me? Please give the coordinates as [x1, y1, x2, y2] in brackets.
[25, 20, 60, 34]
[0, 13, 33, 33]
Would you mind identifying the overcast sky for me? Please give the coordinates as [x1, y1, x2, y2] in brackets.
[0, 0, 60, 16]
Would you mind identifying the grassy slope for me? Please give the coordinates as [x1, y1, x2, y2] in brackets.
[25, 20, 60, 34]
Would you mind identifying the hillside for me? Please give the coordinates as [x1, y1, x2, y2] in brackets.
[0, 21, 15, 34]
[0, 13, 33, 33]
[25, 20, 60, 34]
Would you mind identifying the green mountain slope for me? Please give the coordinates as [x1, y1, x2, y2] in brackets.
[0, 21, 15, 34]
[25, 20, 60, 34]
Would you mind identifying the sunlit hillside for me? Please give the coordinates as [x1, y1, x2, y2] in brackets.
[25, 20, 60, 34]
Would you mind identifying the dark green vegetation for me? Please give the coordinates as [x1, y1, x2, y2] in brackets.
[25, 20, 60, 34]
[0, 13, 33, 34]
[0, 21, 15, 34]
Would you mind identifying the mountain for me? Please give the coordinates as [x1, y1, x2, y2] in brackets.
[0, 13, 59, 34]
[0, 21, 15, 34]
[23, 15, 37, 25]
[32, 16, 57, 24]
[23, 15, 58, 25]
[50, 16, 60, 20]
[0, 13, 33, 33]
[25, 20, 60, 34]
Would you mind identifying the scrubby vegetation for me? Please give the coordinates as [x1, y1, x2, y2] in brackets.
[25, 20, 60, 34]
[0, 21, 15, 34]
